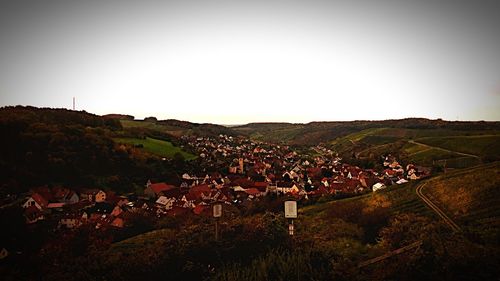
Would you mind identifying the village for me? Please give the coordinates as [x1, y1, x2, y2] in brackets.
[17, 134, 431, 236]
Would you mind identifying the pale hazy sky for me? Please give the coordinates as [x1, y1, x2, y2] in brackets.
[1, 0, 499, 124]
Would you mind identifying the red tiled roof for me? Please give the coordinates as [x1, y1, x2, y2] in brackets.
[193, 204, 207, 215]
[384, 169, 396, 176]
[47, 203, 65, 208]
[31, 193, 49, 208]
[111, 217, 124, 228]
[244, 188, 261, 196]
[254, 181, 268, 187]
[253, 182, 268, 192]
[190, 184, 211, 193]
[232, 178, 254, 188]
[53, 187, 70, 199]
[185, 185, 211, 201]
[150, 183, 175, 194]
[167, 206, 189, 216]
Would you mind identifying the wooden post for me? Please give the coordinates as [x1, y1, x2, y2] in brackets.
[215, 218, 219, 241]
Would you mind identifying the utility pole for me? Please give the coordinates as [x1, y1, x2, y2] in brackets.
[72, 97, 75, 110]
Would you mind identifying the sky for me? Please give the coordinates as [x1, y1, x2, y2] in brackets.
[0, 0, 499, 124]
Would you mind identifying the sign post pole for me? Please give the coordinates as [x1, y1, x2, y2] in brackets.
[284, 200, 297, 236]
[213, 203, 222, 241]
[215, 218, 219, 241]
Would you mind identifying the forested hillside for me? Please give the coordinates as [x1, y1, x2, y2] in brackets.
[0, 106, 181, 194]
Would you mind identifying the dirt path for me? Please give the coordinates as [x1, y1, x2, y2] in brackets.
[416, 182, 461, 232]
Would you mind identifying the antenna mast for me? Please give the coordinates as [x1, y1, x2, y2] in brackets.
[73, 97, 75, 110]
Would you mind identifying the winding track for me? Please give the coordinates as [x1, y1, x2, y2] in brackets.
[415, 182, 461, 232]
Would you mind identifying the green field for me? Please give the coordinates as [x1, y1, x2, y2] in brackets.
[406, 148, 462, 165]
[417, 135, 500, 158]
[114, 137, 197, 160]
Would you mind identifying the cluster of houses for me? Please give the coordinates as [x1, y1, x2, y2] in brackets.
[21, 186, 122, 227]
[17, 135, 430, 234]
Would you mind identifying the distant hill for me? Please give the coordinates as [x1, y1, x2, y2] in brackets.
[1, 106, 122, 129]
[102, 113, 135, 120]
[120, 119, 239, 138]
[233, 119, 500, 170]
[234, 118, 500, 145]
[327, 127, 499, 169]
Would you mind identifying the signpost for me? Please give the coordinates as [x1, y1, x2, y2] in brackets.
[284, 200, 297, 236]
[213, 203, 222, 241]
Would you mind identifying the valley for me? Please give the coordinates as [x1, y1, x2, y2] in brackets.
[0, 106, 499, 281]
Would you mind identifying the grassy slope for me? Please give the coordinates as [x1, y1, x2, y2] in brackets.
[417, 135, 500, 157]
[301, 181, 434, 223]
[98, 164, 500, 280]
[421, 162, 500, 230]
[302, 162, 500, 232]
[114, 137, 197, 160]
[331, 127, 499, 167]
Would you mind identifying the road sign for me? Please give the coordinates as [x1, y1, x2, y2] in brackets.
[213, 203, 222, 218]
[284, 200, 297, 218]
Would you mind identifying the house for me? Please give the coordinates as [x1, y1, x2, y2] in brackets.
[65, 191, 80, 204]
[396, 178, 409, 185]
[80, 189, 106, 202]
[185, 184, 212, 202]
[277, 183, 300, 194]
[22, 193, 48, 211]
[116, 197, 130, 207]
[228, 166, 238, 174]
[321, 178, 330, 187]
[110, 205, 123, 217]
[384, 169, 397, 178]
[253, 182, 269, 193]
[144, 181, 175, 198]
[155, 196, 175, 210]
[409, 173, 419, 180]
[47, 202, 66, 212]
[372, 182, 387, 192]
[167, 205, 190, 216]
[89, 202, 114, 214]
[309, 184, 329, 197]
[24, 205, 44, 224]
[59, 215, 81, 229]
[111, 217, 125, 228]
[244, 188, 263, 198]
[95, 190, 106, 202]
[53, 187, 79, 204]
